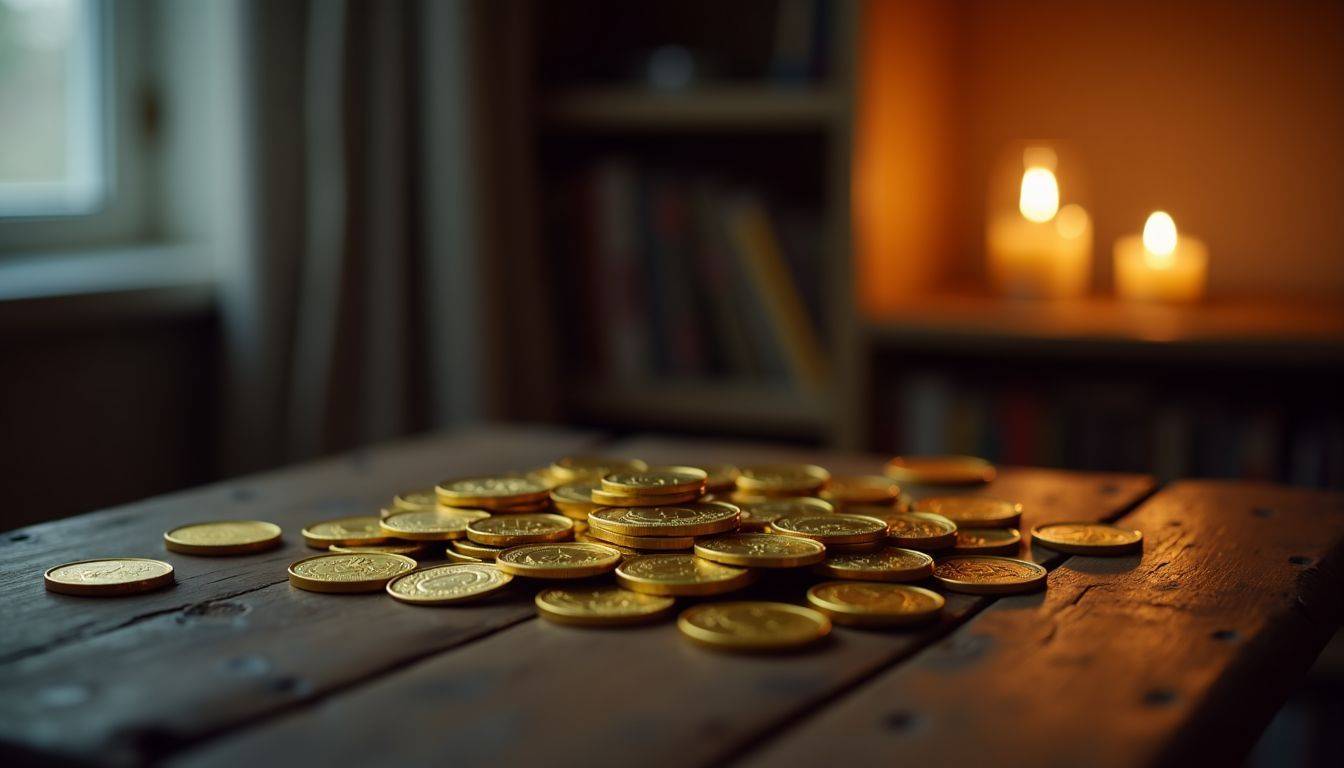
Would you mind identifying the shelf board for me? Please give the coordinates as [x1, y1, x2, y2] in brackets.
[568, 381, 830, 437]
[865, 292, 1344, 364]
[541, 86, 841, 132]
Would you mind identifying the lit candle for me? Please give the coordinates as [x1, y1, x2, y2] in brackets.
[1113, 211, 1208, 302]
[987, 162, 1093, 299]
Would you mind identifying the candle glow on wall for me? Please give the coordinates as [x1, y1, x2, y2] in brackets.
[987, 145, 1093, 300]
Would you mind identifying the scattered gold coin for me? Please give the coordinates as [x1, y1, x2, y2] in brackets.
[443, 549, 484, 564]
[737, 497, 833, 530]
[914, 496, 1022, 529]
[601, 466, 708, 496]
[391, 489, 438, 513]
[951, 527, 1021, 555]
[435, 475, 550, 508]
[494, 542, 623, 579]
[588, 502, 740, 537]
[694, 533, 826, 568]
[330, 543, 427, 556]
[768, 513, 888, 545]
[735, 464, 831, 497]
[815, 547, 934, 582]
[550, 456, 648, 483]
[466, 513, 573, 546]
[884, 455, 996, 486]
[301, 516, 389, 549]
[535, 585, 675, 626]
[584, 523, 695, 551]
[932, 555, 1047, 595]
[451, 539, 505, 561]
[550, 481, 599, 519]
[615, 554, 754, 596]
[806, 582, 945, 627]
[44, 558, 175, 597]
[589, 488, 703, 507]
[163, 520, 282, 556]
[887, 512, 958, 551]
[678, 601, 831, 652]
[821, 475, 901, 506]
[379, 508, 490, 541]
[385, 563, 512, 605]
[702, 464, 741, 493]
[1031, 522, 1143, 556]
[574, 531, 642, 558]
[287, 552, 417, 593]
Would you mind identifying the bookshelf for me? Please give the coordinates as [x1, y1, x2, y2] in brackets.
[543, 86, 843, 131]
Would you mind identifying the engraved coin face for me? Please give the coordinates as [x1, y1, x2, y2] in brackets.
[601, 466, 707, 495]
[551, 481, 600, 506]
[1032, 522, 1143, 556]
[44, 558, 176, 596]
[534, 585, 675, 626]
[466, 513, 573, 545]
[694, 533, 826, 568]
[915, 497, 1021, 528]
[288, 552, 417, 593]
[932, 555, 1047, 595]
[822, 475, 901, 504]
[380, 508, 490, 541]
[386, 563, 512, 605]
[164, 520, 282, 555]
[816, 547, 934, 582]
[392, 489, 438, 511]
[769, 514, 887, 544]
[550, 456, 648, 482]
[677, 602, 831, 651]
[887, 512, 958, 550]
[436, 475, 550, 501]
[615, 554, 754, 596]
[806, 582, 945, 627]
[735, 464, 831, 495]
[588, 502, 740, 537]
[738, 497, 833, 529]
[494, 542, 622, 578]
[951, 527, 1022, 555]
[302, 516, 388, 548]
[884, 455, 996, 486]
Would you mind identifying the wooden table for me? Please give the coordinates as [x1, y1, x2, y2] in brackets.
[2, 426, 1341, 767]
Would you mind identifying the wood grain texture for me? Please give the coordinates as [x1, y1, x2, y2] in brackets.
[740, 481, 1344, 768]
[165, 436, 1152, 768]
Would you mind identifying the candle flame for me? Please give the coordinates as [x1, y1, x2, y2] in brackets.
[1019, 167, 1060, 223]
[1142, 211, 1178, 267]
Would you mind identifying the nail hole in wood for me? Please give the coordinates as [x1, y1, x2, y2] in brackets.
[1252, 507, 1274, 518]
[1211, 629, 1239, 642]
[1142, 688, 1177, 706]
[1289, 555, 1312, 567]
[884, 711, 917, 732]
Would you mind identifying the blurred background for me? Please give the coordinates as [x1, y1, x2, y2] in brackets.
[0, 0, 1342, 761]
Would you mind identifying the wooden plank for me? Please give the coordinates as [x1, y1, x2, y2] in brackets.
[739, 481, 1344, 767]
[167, 437, 1153, 767]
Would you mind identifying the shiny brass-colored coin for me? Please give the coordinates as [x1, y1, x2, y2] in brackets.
[551, 481, 600, 507]
[584, 522, 695, 551]
[821, 475, 901, 506]
[737, 497, 833, 530]
[470, 498, 552, 514]
[887, 512, 958, 551]
[330, 543, 427, 557]
[44, 558, 175, 597]
[615, 554, 754, 596]
[379, 508, 491, 541]
[601, 466, 708, 496]
[951, 527, 1022, 555]
[550, 456, 649, 483]
[494, 542, 623, 579]
[1031, 522, 1143, 556]
[164, 520, 282, 556]
[386, 563, 512, 605]
[932, 555, 1047, 595]
[678, 601, 831, 652]
[885, 455, 996, 486]
[589, 488, 702, 507]
[914, 496, 1022, 529]
[466, 513, 573, 546]
[735, 464, 831, 496]
[806, 582, 945, 627]
[824, 540, 887, 554]
[435, 475, 550, 507]
[451, 539, 505, 561]
[391, 488, 438, 512]
[694, 533, 826, 568]
[535, 585, 675, 626]
[588, 502, 740, 537]
[443, 549, 483, 564]
[816, 547, 935, 582]
[574, 531, 642, 558]
[843, 503, 911, 525]
[287, 552, 417, 593]
[301, 515, 389, 549]
[769, 513, 888, 545]
[703, 464, 741, 493]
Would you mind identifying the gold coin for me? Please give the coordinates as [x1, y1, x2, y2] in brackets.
[735, 464, 831, 496]
[287, 552, 417, 593]
[615, 554, 754, 596]
[694, 533, 826, 568]
[391, 488, 438, 512]
[932, 556, 1047, 595]
[44, 558, 175, 597]
[574, 531, 642, 558]
[525, 466, 559, 489]
[601, 466, 708, 496]
[466, 513, 573, 546]
[806, 582, 945, 627]
[551, 481, 600, 506]
[589, 488, 703, 507]
[301, 516, 389, 549]
[737, 497, 833, 530]
[914, 496, 1021, 529]
[163, 520, 282, 556]
[703, 464, 741, 493]
[443, 549, 483, 564]
[769, 513, 888, 545]
[535, 585, 675, 626]
[1031, 522, 1143, 556]
[821, 475, 901, 505]
[435, 475, 550, 506]
[584, 522, 695, 551]
[825, 540, 887, 554]
[451, 539, 505, 561]
[815, 547, 934, 582]
[588, 502, 740, 537]
[330, 543, 427, 556]
[551, 456, 649, 483]
[678, 602, 831, 652]
[494, 542, 622, 579]
[951, 527, 1022, 555]
[843, 503, 911, 525]
[885, 455, 996, 485]
[386, 563, 512, 605]
[380, 508, 491, 541]
[459, 497, 553, 513]
[887, 512, 958, 550]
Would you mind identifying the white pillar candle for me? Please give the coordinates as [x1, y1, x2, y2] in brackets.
[987, 166, 1093, 300]
[1114, 211, 1208, 302]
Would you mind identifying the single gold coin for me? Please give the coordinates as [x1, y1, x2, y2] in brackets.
[443, 549, 484, 564]
[551, 481, 600, 507]
[574, 531, 642, 558]
[694, 533, 826, 568]
[301, 516, 389, 549]
[816, 547, 934, 582]
[330, 543, 427, 556]
[952, 527, 1022, 555]
[465, 513, 573, 546]
[735, 464, 831, 496]
[824, 540, 888, 554]
[589, 488, 703, 507]
[821, 475, 901, 506]
[163, 520, 282, 556]
[550, 456, 649, 483]
[435, 475, 550, 507]
[615, 554, 755, 596]
[678, 602, 831, 652]
[703, 464, 741, 493]
[451, 539, 506, 561]
[914, 496, 1022, 529]
[380, 508, 491, 541]
[737, 497, 833, 530]
[932, 556, 1047, 595]
[806, 582, 945, 627]
[887, 512, 958, 551]
[287, 552, 417, 593]
[601, 466, 708, 496]
[885, 455, 996, 486]
[494, 542, 622, 579]
[769, 513, 888, 545]
[535, 585, 675, 626]
[385, 563, 512, 605]
[44, 558, 175, 597]
[391, 488, 438, 513]
[584, 523, 695, 551]
[1031, 522, 1143, 556]
[588, 502, 740, 537]
[843, 503, 911, 525]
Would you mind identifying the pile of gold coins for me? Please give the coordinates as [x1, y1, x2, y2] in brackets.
[42, 454, 1143, 652]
